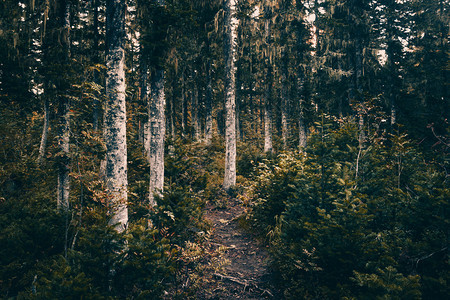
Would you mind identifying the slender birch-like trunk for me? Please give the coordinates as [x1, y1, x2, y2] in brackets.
[193, 85, 200, 141]
[105, 0, 128, 232]
[223, 0, 238, 191]
[57, 1, 71, 211]
[169, 91, 175, 138]
[390, 101, 396, 126]
[181, 72, 187, 137]
[263, 65, 273, 153]
[148, 69, 165, 206]
[205, 63, 213, 144]
[37, 96, 49, 164]
[297, 71, 307, 149]
[140, 57, 151, 156]
[92, 0, 100, 131]
[263, 16, 273, 154]
[236, 96, 241, 142]
[355, 38, 365, 146]
[281, 61, 289, 150]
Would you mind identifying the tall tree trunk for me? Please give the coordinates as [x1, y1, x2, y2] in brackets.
[169, 84, 175, 139]
[140, 57, 151, 156]
[170, 99, 175, 139]
[105, 0, 128, 232]
[264, 65, 273, 153]
[181, 72, 187, 137]
[92, 0, 100, 131]
[193, 84, 200, 141]
[281, 59, 289, 150]
[223, 0, 238, 191]
[263, 15, 273, 154]
[355, 39, 365, 146]
[148, 69, 165, 206]
[390, 100, 396, 126]
[205, 63, 213, 144]
[57, 1, 71, 211]
[298, 71, 307, 149]
[385, 5, 397, 128]
[37, 96, 49, 164]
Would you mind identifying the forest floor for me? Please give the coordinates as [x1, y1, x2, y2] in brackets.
[195, 196, 278, 299]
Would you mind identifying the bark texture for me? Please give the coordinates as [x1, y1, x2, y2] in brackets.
[263, 66, 273, 153]
[391, 101, 396, 126]
[223, 0, 238, 191]
[57, 1, 71, 211]
[181, 72, 187, 137]
[193, 85, 200, 140]
[297, 71, 307, 149]
[281, 61, 289, 150]
[148, 69, 165, 206]
[105, 0, 128, 232]
[263, 16, 273, 154]
[140, 57, 150, 156]
[205, 64, 213, 144]
[92, 0, 100, 131]
[37, 96, 49, 164]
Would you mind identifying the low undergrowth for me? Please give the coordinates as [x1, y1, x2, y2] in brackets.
[246, 116, 449, 299]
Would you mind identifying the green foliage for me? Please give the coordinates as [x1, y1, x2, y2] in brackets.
[351, 267, 421, 300]
[152, 184, 207, 245]
[248, 116, 449, 299]
[0, 140, 209, 299]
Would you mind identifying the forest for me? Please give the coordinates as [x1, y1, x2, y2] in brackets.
[0, 0, 448, 299]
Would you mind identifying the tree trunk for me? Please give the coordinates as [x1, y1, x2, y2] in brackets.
[264, 65, 273, 153]
[223, 0, 238, 191]
[205, 63, 213, 144]
[140, 57, 150, 156]
[193, 84, 200, 141]
[263, 15, 273, 154]
[390, 100, 396, 126]
[299, 114, 307, 149]
[92, 0, 100, 131]
[105, 0, 128, 232]
[37, 96, 49, 164]
[181, 72, 187, 137]
[297, 70, 307, 149]
[57, 1, 71, 211]
[169, 88, 175, 139]
[281, 61, 289, 150]
[148, 69, 165, 206]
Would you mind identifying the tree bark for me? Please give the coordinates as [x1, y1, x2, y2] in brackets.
[169, 87, 175, 138]
[205, 63, 213, 144]
[281, 60, 289, 150]
[223, 0, 238, 191]
[181, 72, 187, 137]
[57, 1, 71, 211]
[390, 100, 396, 126]
[105, 0, 128, 232]
[92, 0, 100, 131]
[148, 69, 165, 206]
[263, 16, 273, 154]
[193, 84, 200, 141]
[298, 71, 307, 149]
[263, 65, 273, 153]
[37, 96, 49, 164]
[140, 57, 150, 156]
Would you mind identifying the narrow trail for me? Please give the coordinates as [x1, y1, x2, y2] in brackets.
[196, 197, 276, 299]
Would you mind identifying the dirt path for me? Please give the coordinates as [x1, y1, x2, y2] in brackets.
[196, 197, 276, 299]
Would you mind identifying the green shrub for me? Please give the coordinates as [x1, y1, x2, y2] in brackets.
[248, 116, 449, 299]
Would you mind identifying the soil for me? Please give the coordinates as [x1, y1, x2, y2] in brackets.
[196, 197, 278, 299]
